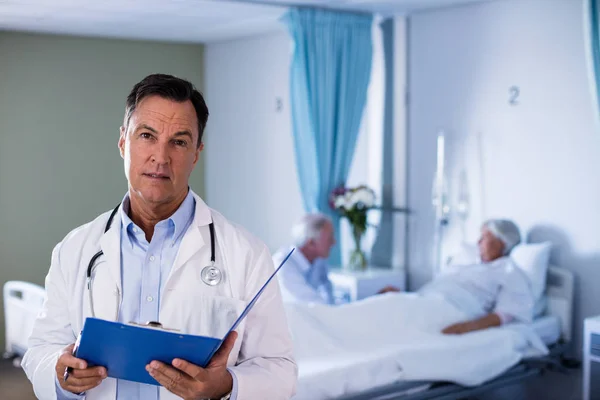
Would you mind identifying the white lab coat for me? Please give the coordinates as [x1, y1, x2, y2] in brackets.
[21, 191, 297, 400]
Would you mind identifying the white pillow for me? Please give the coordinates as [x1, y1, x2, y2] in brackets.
[510, 242, 552, 300]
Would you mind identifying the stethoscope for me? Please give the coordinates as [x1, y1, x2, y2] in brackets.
[86, 203, 222, 318]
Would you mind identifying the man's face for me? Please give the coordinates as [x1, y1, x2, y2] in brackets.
[119, 95, 202, 207]
[478, 227, 505, 263]
[313, 222, 336, 259]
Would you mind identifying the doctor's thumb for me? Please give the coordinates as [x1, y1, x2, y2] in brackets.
[212, 331, 238, 365]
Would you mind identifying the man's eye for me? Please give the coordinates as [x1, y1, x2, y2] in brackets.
[174, 140, 187, 147]
[141, 133, 153, 139]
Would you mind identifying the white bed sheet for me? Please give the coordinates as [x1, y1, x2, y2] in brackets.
[531, 314, 561, 346]
[288, 293, 554, 400]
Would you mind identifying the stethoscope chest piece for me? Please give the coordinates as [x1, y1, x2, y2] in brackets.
[201, 264, 222, 286]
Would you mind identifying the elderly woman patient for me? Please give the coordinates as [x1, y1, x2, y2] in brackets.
[418, 219, 534, 335]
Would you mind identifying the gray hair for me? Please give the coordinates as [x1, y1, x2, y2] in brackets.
[292, 213, 332, 247]
[483, 219, 521, 255]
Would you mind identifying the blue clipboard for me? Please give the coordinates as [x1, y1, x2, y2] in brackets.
[74, 248, 295, 386]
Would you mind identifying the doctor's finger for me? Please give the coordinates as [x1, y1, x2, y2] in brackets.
[147, 364, 191, 396]
[64, 380, 105, 394]
[64, 375, 105, 388]
[57, 353, 88, 370]
[209, 331, 238, 366]
[60, 343, 75, 355]
[70, 366, 107, 379]
[148, 361, 192, 386]
[171, 358, 208, 381]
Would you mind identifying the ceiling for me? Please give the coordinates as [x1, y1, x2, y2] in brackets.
[0, 0, 288, 43]
[237, 0, 499, 15]
[0, 0, 498, 43]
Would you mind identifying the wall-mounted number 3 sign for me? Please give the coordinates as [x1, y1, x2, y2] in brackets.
[509, 86, 520, 105]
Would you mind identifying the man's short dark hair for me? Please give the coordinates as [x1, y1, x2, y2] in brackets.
[124, 74, 209, 148]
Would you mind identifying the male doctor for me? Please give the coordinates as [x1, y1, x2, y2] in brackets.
[22, 74, 297, 400]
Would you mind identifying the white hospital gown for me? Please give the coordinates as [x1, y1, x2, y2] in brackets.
[418, 257, 535, 324]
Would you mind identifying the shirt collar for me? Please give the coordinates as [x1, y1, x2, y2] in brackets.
[119, 190, 196, 248]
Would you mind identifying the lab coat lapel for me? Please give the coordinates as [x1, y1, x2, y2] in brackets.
[169, 192, 211, 276]
[171, 224, 205, 275]
[170, 191, 212, 275]
[97, 210, 122, 320]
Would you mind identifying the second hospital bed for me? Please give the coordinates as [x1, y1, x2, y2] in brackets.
[288, 265, 574, 400]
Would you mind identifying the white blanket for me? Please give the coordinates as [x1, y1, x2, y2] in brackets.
[286, 293, 548, 400]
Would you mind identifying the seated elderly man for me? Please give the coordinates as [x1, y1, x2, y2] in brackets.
[419, 219, 534, 335]
[273, 213, 337, 305]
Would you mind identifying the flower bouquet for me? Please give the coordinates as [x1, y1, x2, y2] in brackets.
[329, 185, 376, 270]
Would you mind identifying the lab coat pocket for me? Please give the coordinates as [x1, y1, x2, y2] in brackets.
[166, 294, 247, 339]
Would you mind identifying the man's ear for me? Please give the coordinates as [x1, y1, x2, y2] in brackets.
[192, 142, 203, 166]
[118, 126, 126, 159]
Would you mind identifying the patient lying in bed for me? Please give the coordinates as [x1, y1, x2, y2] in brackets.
[418, 219, 535, 335]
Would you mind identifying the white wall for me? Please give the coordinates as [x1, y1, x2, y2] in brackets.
[204, 30, 304, 252]
[408, 0, 600, 356]
[204, 27, 388, 262]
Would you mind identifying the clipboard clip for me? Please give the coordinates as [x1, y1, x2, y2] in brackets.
[128, 321, 181, 332]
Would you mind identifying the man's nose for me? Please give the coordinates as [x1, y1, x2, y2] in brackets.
[151, 143, 170, 164]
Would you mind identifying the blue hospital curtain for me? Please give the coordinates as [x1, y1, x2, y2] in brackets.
[283, 8, 373, 265]
[589, 0, 600, 117]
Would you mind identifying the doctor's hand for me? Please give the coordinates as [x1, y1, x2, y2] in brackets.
[147, 331, 238, 400]
[56, 343, 107, 394]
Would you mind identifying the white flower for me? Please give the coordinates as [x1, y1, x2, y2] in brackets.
[344, 191, 357, 209]
[349, 187, 375, 209]
[357, 187, 375, 207]
[334, 196, 347, 209]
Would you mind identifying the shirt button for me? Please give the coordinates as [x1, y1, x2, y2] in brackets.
[149, 255, 155, 262]
[133, 227, 138, 233]
[146, 296, 154, 302]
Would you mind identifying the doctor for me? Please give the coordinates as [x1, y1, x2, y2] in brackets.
[22, 74, 297, 400]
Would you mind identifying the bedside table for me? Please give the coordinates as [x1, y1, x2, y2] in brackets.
[584, 315, 600, 400]
[328, 267, 405, 304]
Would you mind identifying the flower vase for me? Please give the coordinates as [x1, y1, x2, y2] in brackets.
[348, 227, 367, 271]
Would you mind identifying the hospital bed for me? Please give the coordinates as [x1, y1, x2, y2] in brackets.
[3, 267, 575, 399]
[295, 265, 575, 400]
[3, 281, 46, 359]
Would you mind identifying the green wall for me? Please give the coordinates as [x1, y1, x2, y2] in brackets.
[0, 32, 205, 348]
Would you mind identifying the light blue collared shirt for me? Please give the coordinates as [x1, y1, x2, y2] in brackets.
[56, 190, 238, 400]
[115, 191, 196, 400]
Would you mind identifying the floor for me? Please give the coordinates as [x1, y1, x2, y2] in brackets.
[1, 357, 36, 400]
[479, 367, 582, 400]
[0, 357, 583, 400]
